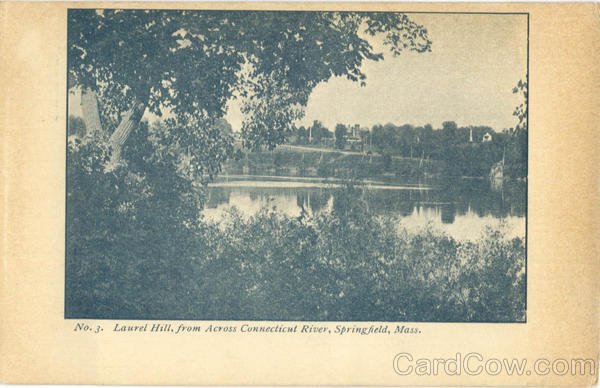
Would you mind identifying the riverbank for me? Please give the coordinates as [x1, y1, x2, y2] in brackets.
[224, 145, 446, 180]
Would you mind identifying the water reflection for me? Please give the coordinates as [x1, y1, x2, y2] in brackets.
[202, 175, 526, 240]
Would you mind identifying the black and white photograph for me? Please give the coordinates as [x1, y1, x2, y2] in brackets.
[65, 9, 528, 323]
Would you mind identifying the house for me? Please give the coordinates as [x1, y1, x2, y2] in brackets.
[482, 132, 493, 142]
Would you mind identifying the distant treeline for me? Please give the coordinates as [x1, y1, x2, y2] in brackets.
[285, 120, 527, 178]
[69, 116, 527, 179]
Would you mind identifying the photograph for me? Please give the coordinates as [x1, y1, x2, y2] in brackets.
[65, 9, 528, 322]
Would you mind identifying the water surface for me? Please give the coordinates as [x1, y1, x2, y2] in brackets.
[203, 175, 526, 241]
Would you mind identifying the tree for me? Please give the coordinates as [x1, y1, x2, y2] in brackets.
[439, 121, 460, 176]
[506, 79, 528, 178]
[68, 9, 431, 174]
[309, 120, 330, 144]
[213, 118, 233, 136]
[67, 115, 86, 137]
[442, 121, 458, 142]
[296, 126, 308, 144]
[397, 123, 416, 157]
[512, 78, 528, 133]
[334, 123, 348, 149]
[371, 124, 389, 153]
[66, 9, 436, 318]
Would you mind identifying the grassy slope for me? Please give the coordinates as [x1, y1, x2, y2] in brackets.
[223, 146, 445, 179]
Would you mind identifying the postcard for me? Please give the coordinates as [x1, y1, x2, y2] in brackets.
[0, 2, 598, 386]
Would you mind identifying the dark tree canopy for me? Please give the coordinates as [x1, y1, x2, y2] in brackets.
[68, 9, 431, 160]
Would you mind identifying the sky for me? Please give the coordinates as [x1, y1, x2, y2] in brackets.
[70, 13, 528, 132]
[229, 13, 528, 131]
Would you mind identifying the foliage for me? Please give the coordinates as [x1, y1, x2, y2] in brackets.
[334, 123, 347, 149]
[512, 78, 528, 133]
[223, 146, 446, 179]
[280, 78, 528, 179]
[68, 9, 431, 154]
[68, 115, 86, 137]
[310, 121, 333, 143]
[65, 11, 526, 323]
[507, 78, 528, 178]
[67, 151, 526, 322]
[66, 122, 207, 317]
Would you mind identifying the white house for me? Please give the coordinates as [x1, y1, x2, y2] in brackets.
[482, 132, 493, 142]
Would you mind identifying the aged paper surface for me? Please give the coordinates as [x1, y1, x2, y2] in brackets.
[0, 1, 598, 386]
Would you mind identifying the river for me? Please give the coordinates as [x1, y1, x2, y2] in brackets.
[202, 175, 526, 241]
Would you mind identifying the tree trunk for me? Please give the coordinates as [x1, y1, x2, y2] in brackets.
[79, 87, 147, 172]
[80, 88, 103, 136]
[105, 100, 146, 171]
